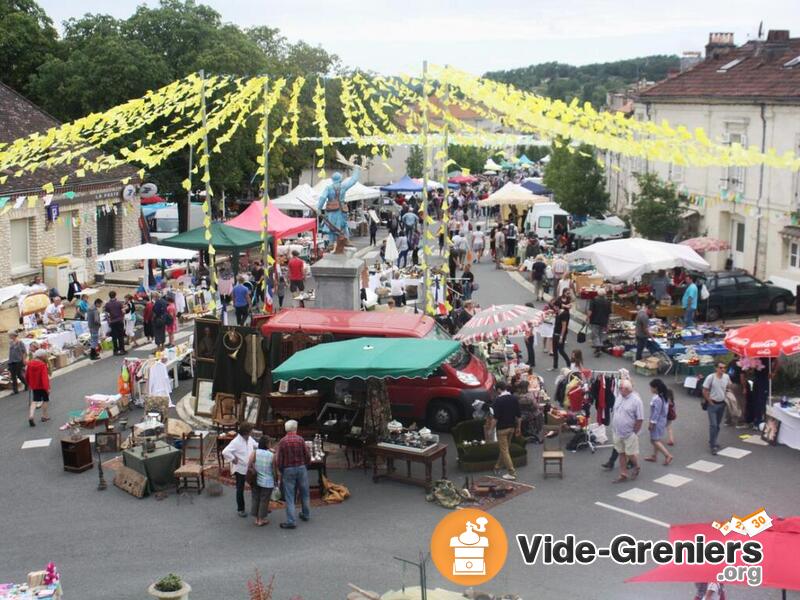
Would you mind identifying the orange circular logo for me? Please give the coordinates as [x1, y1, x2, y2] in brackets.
[430, 508, 508, 586]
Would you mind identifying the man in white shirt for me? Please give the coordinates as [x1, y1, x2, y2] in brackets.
[703, 362, 731, 455]
[43, 296, 64, 326]
[222, 423, 258, 517]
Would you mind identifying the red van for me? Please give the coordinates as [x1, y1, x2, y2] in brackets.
[257, 308, 494, 431]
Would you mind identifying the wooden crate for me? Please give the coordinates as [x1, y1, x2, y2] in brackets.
[113, 465, 148, 498]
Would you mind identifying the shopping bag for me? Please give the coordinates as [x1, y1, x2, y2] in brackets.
[576, 324, 587, 344]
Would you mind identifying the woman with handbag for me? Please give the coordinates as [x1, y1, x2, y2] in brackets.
[248, 436, 276, 527]
[645, 378, 674, 465]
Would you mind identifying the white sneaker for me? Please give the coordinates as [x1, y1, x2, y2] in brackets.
[502, 473, 517, 481]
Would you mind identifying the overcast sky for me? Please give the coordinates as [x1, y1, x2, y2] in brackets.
[38, 0, 800, 75]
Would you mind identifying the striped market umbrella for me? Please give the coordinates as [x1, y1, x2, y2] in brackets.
[455, 304, 544, 344]
[679, 237, 731, 253]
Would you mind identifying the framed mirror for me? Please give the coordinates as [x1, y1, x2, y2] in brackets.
[240, 393, 261, 425]
[194, 379, 215, 417]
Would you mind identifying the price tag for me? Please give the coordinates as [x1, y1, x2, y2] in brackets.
[742, 508, 773, 537]
[728, 515, 748, 536]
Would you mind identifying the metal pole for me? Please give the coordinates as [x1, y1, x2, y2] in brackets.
[421, 60, 432, 315]
[261, 77, 274, 312]
[198, 69, 217, 296]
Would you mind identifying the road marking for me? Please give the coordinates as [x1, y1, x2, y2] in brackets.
[594, 502, 670, 529]
[687, 460, 724, 473]
[653, 474, 693, 488]
[616, 487, 658, 503]
[716, 446, 751, 459]
[21, 438, 52, 449]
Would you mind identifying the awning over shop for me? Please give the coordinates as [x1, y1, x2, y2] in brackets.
[780, 225, 800, 239]
[271, 337, 461, 381]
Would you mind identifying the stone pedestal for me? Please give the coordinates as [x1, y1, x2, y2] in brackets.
[311, 254, 365, 311]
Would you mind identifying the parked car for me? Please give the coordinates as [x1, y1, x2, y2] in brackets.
[255, 309, 494, 431]
[695, 270, 795, 321]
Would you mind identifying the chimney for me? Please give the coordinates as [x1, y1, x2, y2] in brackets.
[705, 32, 735, 59]
[680, 51, 702, 72]
[766, 29, 790, 42]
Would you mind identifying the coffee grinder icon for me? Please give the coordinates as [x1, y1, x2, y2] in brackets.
[450, 516, 489, 575]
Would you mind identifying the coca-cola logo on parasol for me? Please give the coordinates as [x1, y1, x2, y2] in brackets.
[750, 340, 777, 349]
[782, 336, 800, 347]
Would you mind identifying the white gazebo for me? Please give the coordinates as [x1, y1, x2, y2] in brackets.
[478, 182, 550, 207]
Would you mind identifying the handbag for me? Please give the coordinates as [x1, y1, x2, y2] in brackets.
[667, 397, 677, 421]
[245, 464, 257, 487]
[576, 324, 587, 344]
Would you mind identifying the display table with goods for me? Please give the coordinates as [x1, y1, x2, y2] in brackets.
[451, 419, 528, 472]
[123, 440, 181, 494]
[766, 400, 800, 450]
[370, 438, 447, 490]
[131, 344, 194, 399]
[0, 563, 62, 600]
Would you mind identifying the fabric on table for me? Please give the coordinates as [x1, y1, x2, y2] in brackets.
[123, 442, 181, 493]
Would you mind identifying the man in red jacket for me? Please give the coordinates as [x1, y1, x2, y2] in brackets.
[26, 349, 51, 427]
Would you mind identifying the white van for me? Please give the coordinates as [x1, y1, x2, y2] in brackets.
[524, 202, 569, 241]
[147, 204, 204, 242]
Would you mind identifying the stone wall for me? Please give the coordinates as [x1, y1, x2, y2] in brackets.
[0, 184, 141, 288]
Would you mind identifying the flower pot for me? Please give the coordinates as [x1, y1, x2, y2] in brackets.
[147, 582, 191, 600]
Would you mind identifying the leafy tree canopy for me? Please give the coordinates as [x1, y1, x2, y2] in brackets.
[629, 172, 684, 241]
[0, 0, 58, 91]
[542, 139, 608, 216]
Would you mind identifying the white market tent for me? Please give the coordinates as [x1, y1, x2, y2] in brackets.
[269, 183, 317, 212]
[483, 158, 502, 172]
[96, 243, 197, 262]
[568, 238, 710, 282]
[311, 179, 380, 203]
[478, 182, 551, 207]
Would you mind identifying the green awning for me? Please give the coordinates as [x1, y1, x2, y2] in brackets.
[161, 222, 267, 252]
[271, 337, 461, 381]
[571, 222, 627, 239]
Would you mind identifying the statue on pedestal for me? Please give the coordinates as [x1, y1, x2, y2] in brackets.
[317, 166, 360, 254]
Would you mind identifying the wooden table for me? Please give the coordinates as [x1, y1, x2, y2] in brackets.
[369, 443, 447, 490]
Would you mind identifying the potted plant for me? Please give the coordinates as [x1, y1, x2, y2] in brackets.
[148, 574, 191, 600]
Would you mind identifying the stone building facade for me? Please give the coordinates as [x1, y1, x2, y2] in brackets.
[0, 82, 140, 290]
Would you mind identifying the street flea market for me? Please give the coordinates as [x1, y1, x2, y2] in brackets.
[3, 37, 800, 598]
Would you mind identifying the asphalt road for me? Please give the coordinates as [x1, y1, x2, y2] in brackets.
[0, 250, 798, 600]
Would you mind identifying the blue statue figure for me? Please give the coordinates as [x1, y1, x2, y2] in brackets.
[317, 166, 360, 253]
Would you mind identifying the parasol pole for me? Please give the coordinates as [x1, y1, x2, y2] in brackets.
[260, 76, 273, 313]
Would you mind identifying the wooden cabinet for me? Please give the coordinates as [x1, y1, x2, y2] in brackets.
[61, 436, 93, 473]
[261, 392, 320, 438]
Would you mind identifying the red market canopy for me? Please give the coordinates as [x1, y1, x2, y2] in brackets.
[627, 518, 800, 593]
[226, 200, 317, 240]
[449, 174, 478, 184]
[724, 321, 800, 358]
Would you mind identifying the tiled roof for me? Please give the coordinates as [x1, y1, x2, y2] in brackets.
[639, 38, 800, 101]
[0, 82, 135, 195]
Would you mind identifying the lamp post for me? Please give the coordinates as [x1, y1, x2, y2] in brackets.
[96, 445, 107, 491]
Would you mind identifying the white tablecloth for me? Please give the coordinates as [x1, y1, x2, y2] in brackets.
[767, 404, 800, 450]
[21, 330, 78, 352]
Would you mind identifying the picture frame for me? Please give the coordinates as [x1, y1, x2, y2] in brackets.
[195, 379, 215, 418]
[95, 431, 120, 454]
[240, 393, 261, 425]
[194, 317, 221, 363]
[761, 415, 780, 446]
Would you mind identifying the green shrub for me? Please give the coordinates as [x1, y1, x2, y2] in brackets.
[155, 574, 183, 592]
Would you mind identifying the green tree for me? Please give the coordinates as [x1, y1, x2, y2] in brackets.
[406, 146, 423, 178]
[629, 172, 684, 241]
[449, 145, 489, 175]
[542, 140, 608, 216]
[0, 0, 58, 93]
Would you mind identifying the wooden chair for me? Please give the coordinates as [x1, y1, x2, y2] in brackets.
[174, 432, 205, 494]
[542, 425, 564, 478]
[212, 393, 238, 433]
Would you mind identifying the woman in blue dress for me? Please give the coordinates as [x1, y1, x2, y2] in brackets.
[645, 378, 673, 466]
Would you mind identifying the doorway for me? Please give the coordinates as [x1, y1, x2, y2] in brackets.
[731, 220, 746, 269]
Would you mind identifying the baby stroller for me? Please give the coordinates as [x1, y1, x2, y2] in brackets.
[644, 337, 673, 375]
